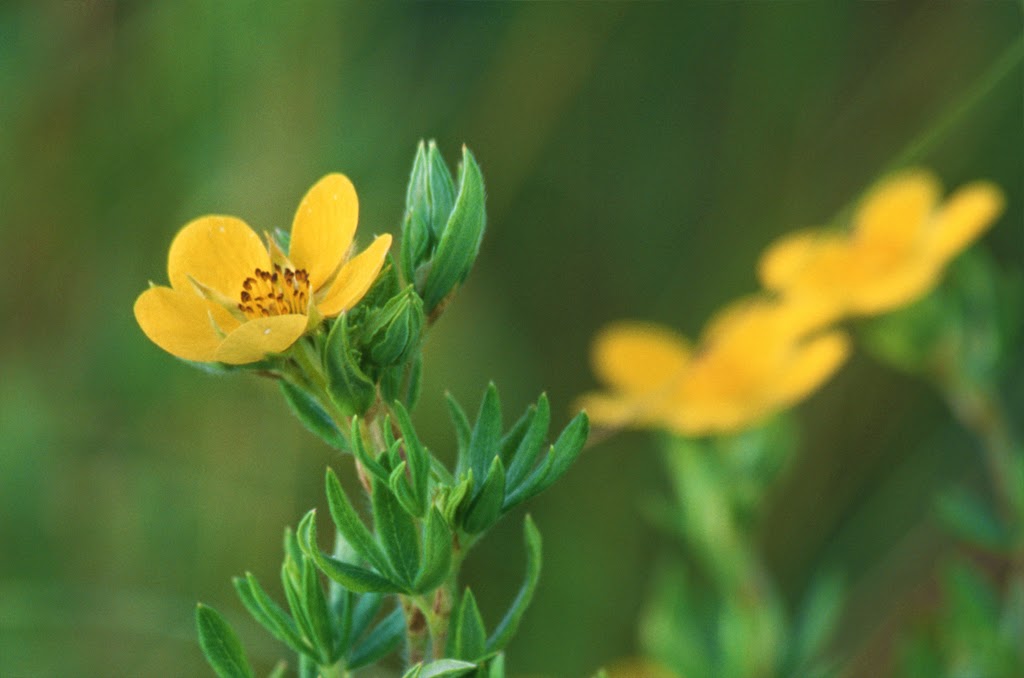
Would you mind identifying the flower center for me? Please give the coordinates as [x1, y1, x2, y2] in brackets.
[237, 265, 311, 319]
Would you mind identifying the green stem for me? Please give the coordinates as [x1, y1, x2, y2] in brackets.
[317, 662, 349, 678]
[663, 444, 786, 678]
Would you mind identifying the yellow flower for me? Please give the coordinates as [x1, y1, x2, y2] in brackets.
[579, 297, 849, 437]
[758, 170, 1004, 321]
[134, 174, 392, 365]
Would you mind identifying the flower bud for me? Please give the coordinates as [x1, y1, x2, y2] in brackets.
[399, 141, 487, 314]
[364, 286, 425, 368]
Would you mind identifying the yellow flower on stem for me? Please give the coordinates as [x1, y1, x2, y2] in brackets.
[758, 170, 1004, 322]
[134, 174, 392, 365]
[579, 297, 849, 437]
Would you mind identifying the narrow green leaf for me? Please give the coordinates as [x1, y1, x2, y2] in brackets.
[414, 508, 454, 593]
[280, 561, 319, 660]
[463, 456, 506, 534]
[443, 472, 474, 527]
[403, 665, 424, 678]
[505, 394, 551, 491]
[404, 352, 423, 410]
[487, 653, 506, 678]
[279, 381, 346, 450]
[371, 477, 420, 585]
[791, 571, 844, 668]
[420, 658, 478, 678]
[324, 314, 376, 416]
[233, 575, 313, 657]
[350, 418, 390, 483]
[446, 393, 472, 470]
[301, 558, 337, 661]
[195, 604, 254, 678]
[347, 607, 406, 669]
[426, 140, 457, 240]
[283, 527, 304, 571]
[423, 146, 487, 310]
[267, 660, 288, 678]
[389, 460, 423, 518]
[392, 400, 431, 516]
[468, 383, 502, 492]
[401, 141, 431, 285]
[487, 515, 542, 652]
[349, 592, 384, 644]
[504, 412, 588, 509]
[325, 470, 392, 575]
[454, 588, 487, 661]
[298, 511, 407, 594]
[498, 402, 535, 467]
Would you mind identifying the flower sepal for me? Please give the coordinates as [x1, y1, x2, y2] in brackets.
[324, 313, 378, 418]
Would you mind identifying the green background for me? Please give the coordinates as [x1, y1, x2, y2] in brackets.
[1, 2, 1021, 676]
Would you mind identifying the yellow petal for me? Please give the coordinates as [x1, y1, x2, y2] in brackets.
[289, 174, 359, 291]
[134, 286, 240, 362]
[213, 314, 308, 365]
[769, 331, 850, 410]
[845, 257, 941, 315]
[591, 322, 691, 396]
[757, 229, 830, 291]
[316, 234, 393, 317]
[168, 215, 270, 298]
[854, 170, 939, 249]
[927, 181, 1005, 264]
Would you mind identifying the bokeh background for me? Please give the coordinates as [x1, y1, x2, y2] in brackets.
[1, 2, 1021, 676]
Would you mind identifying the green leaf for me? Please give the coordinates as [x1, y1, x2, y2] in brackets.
[462, 456, 506, 534]
[446, 393, 473, 469]
[233, 574, 314, 658]
[279, 381, 346, 450]
[195, 604, 255, 678]
[324, 314, 377, 416]
[486, 654, 505, 678]
[301, 558, 337, 661]
[487, 515, 542, 652]
[423, 146, 487, 311]
[443, 472, 474, 527]
[350, 419, 390, 483]
[453, 588, 487, 661]
[401, 141, 432, 285]
[504, 412, 588, 509]
[348, 607, 406, 669]
[426, 141, 457, 240]
[936, 488, 1012, 552]
[468, 383, 502, 492]
[505, 394, 551, 491]
[389, 460, 423, 518]
[325, 469, 393, 575]
[392, 400, 431, 516]
[417, 659, 478, 678]
[414, 508, 454, 593]
[267, 660, 288, 678]
[371, 477, 420, 586]
[349, 592, 384, 646]
[298, 511, 407, 594]
[791, 571, 845, 668]
[498, 401, 537, 467]
[280, 560, 319, 661]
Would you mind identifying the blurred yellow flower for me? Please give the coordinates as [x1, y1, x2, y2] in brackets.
[134, 174, 392, 365]
[758, 170, 1004, 321]
[579, 298, 849, 437]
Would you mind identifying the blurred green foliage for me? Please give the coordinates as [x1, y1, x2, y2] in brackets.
[0, 2, 1021, 676]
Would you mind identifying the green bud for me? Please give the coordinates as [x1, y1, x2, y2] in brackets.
[364, 286, 425, 368]
[401, 142, 432, 286]
[422, 146, 487, 313]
